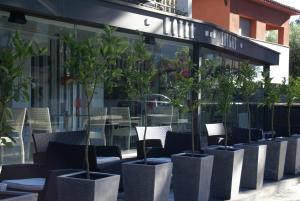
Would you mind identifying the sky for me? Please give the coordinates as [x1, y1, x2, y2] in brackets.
[273, 0, 300, 21]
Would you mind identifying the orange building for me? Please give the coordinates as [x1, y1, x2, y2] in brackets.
[193, 0, 300, 46]
[192, 0, 300, 83]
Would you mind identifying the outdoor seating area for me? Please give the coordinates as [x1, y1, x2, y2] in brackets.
[1, 0, 300, 200]
[0, 126, 300, 201]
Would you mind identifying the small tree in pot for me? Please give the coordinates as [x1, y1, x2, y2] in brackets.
[234, 62, 267, 189]
[58, 26, 128, 201]
[203, 69, 245, 199]
[121, 35, 172, 201]
[260, 70, 287, 181]
[260, 70, 281, 139]
[235, 62, 258, 142]
[0, 32, 45, 156]
[281, 77, 300, 174]
[281, 77, 300, 136]
[165, 48, 214, 201]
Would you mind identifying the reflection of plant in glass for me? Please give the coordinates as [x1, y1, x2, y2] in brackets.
[0, 32, 45, 146]
[123, 35, 157, 163]
[236, 62, 258, 143]
[281, 77, 300, 136]
[260, 71, 281, 139]
[64, 26, 128, 178]
[166, 48, 215, 155]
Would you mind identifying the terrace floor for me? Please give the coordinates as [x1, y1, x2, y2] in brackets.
[118, 174, 300, 201]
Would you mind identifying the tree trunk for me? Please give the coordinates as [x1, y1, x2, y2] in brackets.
[143, 99, 148, 164]
[247, 101, 251, 143]
[85, 101, 91, 179]
[271, 104, 275, 139]
[288, 106, 291, 137]
[191, 111, 195, 156]
[224, 111, 228, 148]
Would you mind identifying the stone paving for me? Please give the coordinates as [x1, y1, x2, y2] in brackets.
[118, 175, 300, 201]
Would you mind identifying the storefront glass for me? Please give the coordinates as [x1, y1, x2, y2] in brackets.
[0, 11, 192, 164]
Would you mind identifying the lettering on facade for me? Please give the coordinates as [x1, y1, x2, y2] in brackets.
[164, 17, 194, 39]
[221, 32, 237, 50]
[205, 30, 238, 50]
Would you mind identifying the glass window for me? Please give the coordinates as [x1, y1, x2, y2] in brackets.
[239, 17, 251, 37]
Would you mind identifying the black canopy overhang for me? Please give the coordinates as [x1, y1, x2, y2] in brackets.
[0, 0, 280, 66]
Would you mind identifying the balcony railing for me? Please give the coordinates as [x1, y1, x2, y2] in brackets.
[120, 0, 187, 16]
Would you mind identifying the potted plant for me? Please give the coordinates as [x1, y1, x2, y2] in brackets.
[121, 35, 172, 201]
[57, 26, 128, 201]
[203, 68, 244, 200]
[281, 77, 300, 175]
[259, 70, 287, 181]
[234, 62, 267, 189]
[163, 48, 213, 201]
[0, 32, 44, 201]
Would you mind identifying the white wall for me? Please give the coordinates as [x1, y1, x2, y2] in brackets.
[252, 39, 290, 84]
[176, 0, 192, 18]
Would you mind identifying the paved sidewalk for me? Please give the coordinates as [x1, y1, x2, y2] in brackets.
[118, 175, 300, 201]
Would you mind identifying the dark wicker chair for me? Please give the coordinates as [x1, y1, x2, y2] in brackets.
[136, 131, 200, 158]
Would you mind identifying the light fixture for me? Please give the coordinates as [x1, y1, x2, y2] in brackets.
[8, 11, 27, 24]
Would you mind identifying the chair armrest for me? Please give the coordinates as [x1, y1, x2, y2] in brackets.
[42, 169, 82, 201]
[0, 164, 47, 180]
[94, 146, 122, 159]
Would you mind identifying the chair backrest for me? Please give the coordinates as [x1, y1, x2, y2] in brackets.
[151, 106, 174, 126]
[205, 123, 225, 136]
[110, 107, 131, 126]
[231, 127, 263, 144]
[83, 108, 107, 132]
[164, 131, 197, 156]
[27, 107, 52, 134]
[135, 126, 172, 147]
[32, 130, 87, 153]
[7, 108, 27, 136]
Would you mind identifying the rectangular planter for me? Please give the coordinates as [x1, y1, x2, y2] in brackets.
[234, 144, 267, 189]
[122, 160, 172, 201]
[259, 140, 287, 181]
[57, 171, 120, 201]
[203, 147, 244, 200]
[285, 136, 300, 175]
[172, 153, 214, 201]
[0, 191, 37, 201]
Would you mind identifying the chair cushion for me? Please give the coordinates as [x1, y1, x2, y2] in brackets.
[96, 157, 120, 165]
[2, 178, 45, 191]
[147, 157, 171, 163]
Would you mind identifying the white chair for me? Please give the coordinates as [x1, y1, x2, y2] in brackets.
[110, 107, 136, 150]
[205, 123, 225, 136]
[135, 126, 172, 147]
[27, 107, 52, 161]
[205, 123, 226, 145]
[27, 107, 52, 135]
[83, 108, 107, 145]
[149, 105, 174, 126]
[0, 108, 27, 163]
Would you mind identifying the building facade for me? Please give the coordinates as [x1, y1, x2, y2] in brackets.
[0, 0, 283, 163]
[193, 0, 300, 83]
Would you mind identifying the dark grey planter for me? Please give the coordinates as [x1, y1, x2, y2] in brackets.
[122, 160, 172, 201]
[57, 171, 120, 201]
[203, 146, 244, 200]
[285, 136, 300, 175]
[0, 191, 37, 201]
[259, 139, 287, 181]
[171, 153, 214, 201]
[234, 143, 267, 189]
